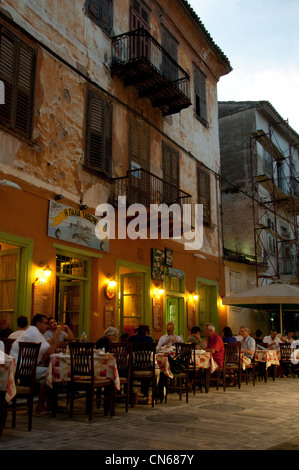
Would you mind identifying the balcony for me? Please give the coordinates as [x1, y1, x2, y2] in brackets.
[112, 168, 191, 209]
[111, 29, 191, 116]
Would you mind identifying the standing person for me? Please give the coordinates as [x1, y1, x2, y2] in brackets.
[203, 323, 225, 367]
[157, 321, 182, 351]
[44, 317, 74, 343]
[8, 315, 28, 340]
[186, 326, 205, 349]
[10, 314, 61, 415]
[239, 326, 256, 365]
[263, 329, 282, 350]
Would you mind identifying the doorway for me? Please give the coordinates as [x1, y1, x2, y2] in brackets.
[197, 278, 219, 331]
[55, 250, 91, 339]
[166, 296, 184, 338]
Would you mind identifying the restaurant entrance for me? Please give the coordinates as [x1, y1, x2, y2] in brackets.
[166, 296, 184, 338]
[55, 251, 91, 340]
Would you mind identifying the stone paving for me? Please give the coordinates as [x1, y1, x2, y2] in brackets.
[1, 376, 299, 452]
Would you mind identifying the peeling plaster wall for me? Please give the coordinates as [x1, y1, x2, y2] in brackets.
[0, 0, 230, 258]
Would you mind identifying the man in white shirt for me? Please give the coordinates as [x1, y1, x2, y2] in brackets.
[157, 321, 182, 351]
[239, 326, 256, 365]
[10, 314, 63, 414]
[263, 329, 282, 350]
[8, 315, 28, 340]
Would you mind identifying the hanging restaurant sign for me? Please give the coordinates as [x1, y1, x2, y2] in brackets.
[48, 200, 109, 252]
[167, 267, 184, 279]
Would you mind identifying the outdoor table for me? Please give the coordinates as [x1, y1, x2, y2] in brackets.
[255, 348, 280, 381]
[0, 353, 16, 437]
[46, 352, 120, 416]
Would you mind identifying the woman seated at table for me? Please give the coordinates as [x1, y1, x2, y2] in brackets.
[222, 326, 237, 344]
[96, 327, 119, 352]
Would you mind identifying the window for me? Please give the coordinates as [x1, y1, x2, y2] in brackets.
[0, 25, 36, 139]
[198, 167, 210, 225]
[162, 141, 179, 204]
[162, 27, 178, 82]
[129, 117, 150, 171]
[86, 0, 113, 35]
[194, 65, 207, 125]
[85, 89, 113, 177]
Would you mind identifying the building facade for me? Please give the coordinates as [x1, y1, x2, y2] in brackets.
[0, 0, 231, 341]
[219, 101, 299, 335]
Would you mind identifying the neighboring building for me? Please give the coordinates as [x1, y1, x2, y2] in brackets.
[0, 1, 231, 341]
[219, 101, 299, 335]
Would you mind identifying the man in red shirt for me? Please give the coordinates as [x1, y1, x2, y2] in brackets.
[204, 323, 225, 367]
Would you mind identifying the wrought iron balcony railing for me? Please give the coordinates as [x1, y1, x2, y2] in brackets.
[111, 29, 191, 116]
[112, 168, 192, 209]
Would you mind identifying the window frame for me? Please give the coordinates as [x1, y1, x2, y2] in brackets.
[84, 88, 113, 179]
[193, 64, 208, 127]
[0, 24, 36, 140]
[86, 0, 113, 36]
[197, 166, 211, 226]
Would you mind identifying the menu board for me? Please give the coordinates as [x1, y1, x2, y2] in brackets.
[104, 303, 114, 329]
[187, 301, 196, 330]
[152, 297, 163, 332]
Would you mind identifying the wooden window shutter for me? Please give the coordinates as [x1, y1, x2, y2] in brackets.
[129, 118, 150, 171]
[198, 167, 210, 225]
[85, 90, 112, 177]
[194, 65, 207, 124]
[0, 26, 36, 138]
[162, 141, 179, 204]
[87, 0, 113, 34]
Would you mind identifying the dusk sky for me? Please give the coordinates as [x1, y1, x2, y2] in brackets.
[188, 0, 299, 133]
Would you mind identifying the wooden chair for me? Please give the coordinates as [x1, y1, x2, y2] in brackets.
[69, 342, 114, 420]
[207, 342, 241, 392]
[109, 341, 132, 412]
[191, 344, 203, 395]
[280, 343, 292, 377]
[10, 342, 41, 431]
[0, 337, 15, 355]
[242, 347, 256, 385]
[165, 343, 193, 403]
[130, 342, 157, 407]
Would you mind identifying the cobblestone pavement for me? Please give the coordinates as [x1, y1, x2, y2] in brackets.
[1, 376, 299, 452]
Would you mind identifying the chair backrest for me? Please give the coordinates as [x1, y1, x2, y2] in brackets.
[280, 342, 292, 359]
[15, 342, 41, 388]
[0, 337, 15, 355]
[131, 342, 156, 372]
[69, 342, 95, 380]
[224, 342, 241, 367]
[174, 342, 193, 371]
[109, 341, 133, 377]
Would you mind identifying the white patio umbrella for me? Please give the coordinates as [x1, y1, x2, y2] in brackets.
[222, 281, 299, 334]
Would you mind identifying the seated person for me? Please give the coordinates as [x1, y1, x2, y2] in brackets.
[239, 326, 256, 365]
[8, 315, 28, 340]
[263, 329, 282, 349]
[157, 321, 182, 351]
[254, 329, 264, 345]
[186, 326, 205, 349]
[96, 327, 118, 352]
[129, 325, 153, 342]
[222, 326, 237, 344]
[283, 331, 295, 343]
[203, 323, 225, 368]
[44, 317, 74, 343]
[10, 314, 59, 414]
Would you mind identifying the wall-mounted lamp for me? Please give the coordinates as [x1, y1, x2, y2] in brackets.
[153, 288, 164, 299]
[54, 194, 64, 201]
[188, 292, 199, 302]
[105, 275, 117, 300]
